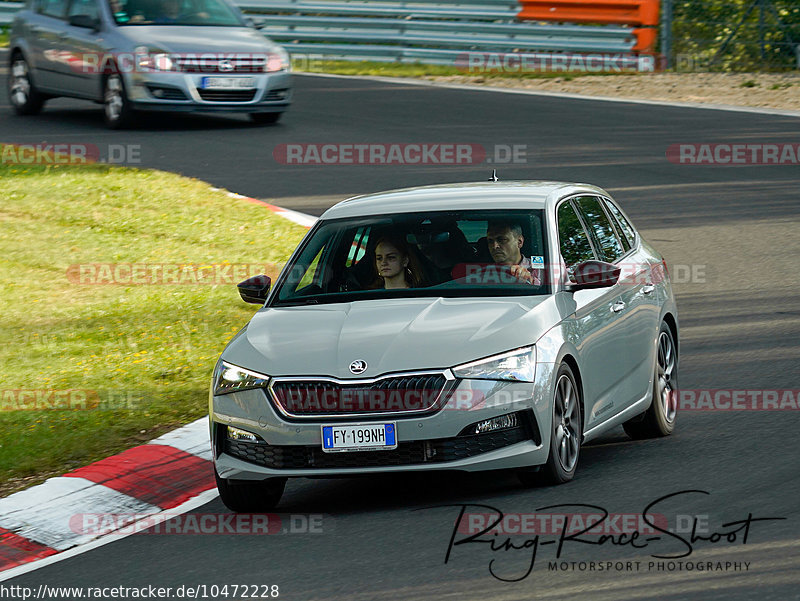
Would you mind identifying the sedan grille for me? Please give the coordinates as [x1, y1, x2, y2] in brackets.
[270, 373, 449, 418]
[197, 89, 258, 102]
[176, 57, 266, 73]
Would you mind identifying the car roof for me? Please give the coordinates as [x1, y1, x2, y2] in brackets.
[319, 181, 612, 220]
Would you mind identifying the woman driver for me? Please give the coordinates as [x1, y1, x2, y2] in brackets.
[373, 236, 420, 289]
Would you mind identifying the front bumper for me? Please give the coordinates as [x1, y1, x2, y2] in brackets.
[124, 69, 292, 113]
[210, 370, 556, 479]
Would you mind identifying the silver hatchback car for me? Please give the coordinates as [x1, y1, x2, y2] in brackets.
[211, 181, 679, 511]
[7, 0, 291, 127]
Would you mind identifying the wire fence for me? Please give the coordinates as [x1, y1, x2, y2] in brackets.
[664, 0, 800, 71]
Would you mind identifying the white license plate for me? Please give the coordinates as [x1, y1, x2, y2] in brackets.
[200, 77, 255, 89]
[321, 423, 397, 453]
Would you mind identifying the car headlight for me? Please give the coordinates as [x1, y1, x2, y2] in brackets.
[213, 361, 270, 395]
[135, 47, 174, 71]
[265, 47, 290, 72]
[452, 346, 536, 382]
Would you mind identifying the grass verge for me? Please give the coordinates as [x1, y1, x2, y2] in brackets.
[292, 59, 634, 81]
[0, 156, 308, 496]
[0, 26, 9, 48]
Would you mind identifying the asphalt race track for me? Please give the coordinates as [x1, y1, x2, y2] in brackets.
[2, 73, 799, 600]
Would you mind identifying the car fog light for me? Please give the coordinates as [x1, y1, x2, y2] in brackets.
[227, 425, 260, 443]
[474, 413, 518, 435]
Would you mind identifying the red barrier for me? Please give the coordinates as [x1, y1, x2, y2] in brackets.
[517, 0, 659, 52]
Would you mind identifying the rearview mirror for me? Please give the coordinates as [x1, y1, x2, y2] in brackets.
[237, 275, 271, 304]
[566, 260, 620, 291]
[69, 14, 99, 29]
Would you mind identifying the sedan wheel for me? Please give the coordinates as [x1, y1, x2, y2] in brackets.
[104, 73, 134, 129]
[8, 56, 45, 115]
[624, 321, 678, 439]
[519, 363, 582, 486]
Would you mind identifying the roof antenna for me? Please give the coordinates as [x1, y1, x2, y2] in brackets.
[488, 169, 499, 182]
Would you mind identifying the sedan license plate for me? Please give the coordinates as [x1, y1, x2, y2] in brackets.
[200, 77, 255, 89]
[321, 423, 397, 453]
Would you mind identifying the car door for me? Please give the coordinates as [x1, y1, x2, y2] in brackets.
[602, 196, 663, 402]
[59, 0, 104, 98]
[26, 0, 70, 91]
[573, 195, 647, 416]
[556, 198, 632, 431]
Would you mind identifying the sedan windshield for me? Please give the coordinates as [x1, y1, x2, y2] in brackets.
[109, 0, 243, 26]
[271, 209, 550, 307]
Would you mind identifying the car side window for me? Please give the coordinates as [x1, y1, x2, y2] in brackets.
[38, 0, 67, 18]
[574, 196, 625, 263]
[67, 0, 99, 19]
[603, 199, 637, 250]
[557, 201, 595, 268]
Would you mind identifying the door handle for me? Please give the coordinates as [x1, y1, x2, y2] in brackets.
[642, 283, 655, 295]
[611, 301, 626, 313]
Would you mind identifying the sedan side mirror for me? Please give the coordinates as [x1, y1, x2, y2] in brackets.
[566, 260, 621, 292]
[69, 14, 100, 30]
[238, 275, 272, 304]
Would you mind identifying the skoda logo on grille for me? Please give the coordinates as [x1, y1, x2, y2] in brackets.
[349, 360, 368, 374]
[218, 60, 234, 72]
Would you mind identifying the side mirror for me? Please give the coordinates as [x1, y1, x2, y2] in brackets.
[237, 275, 271, 304]
[566, 260, 620, 291]
[69, 14, 100, 29]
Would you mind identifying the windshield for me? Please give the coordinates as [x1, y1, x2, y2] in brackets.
[271, 210, 550, 307]
[108, 0, 244, 26]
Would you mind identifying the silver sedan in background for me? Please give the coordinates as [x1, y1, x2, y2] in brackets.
[7, 0, 291, 127]
[211, 181, 679, 511]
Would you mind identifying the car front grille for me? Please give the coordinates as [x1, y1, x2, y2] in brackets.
[197, 89, 258, 102]
[224, 425, 529, 470]
[176, 58, 266, 73]
[269, 373, 449, 419]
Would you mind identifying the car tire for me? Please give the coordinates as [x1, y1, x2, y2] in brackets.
[215, 469, 286, 513]
[518, 363, 582, 486]
[103, 73, 135, 129]
[8, 54, 46, 116]
[250, 112, 282, 125]
[623, 321, 678, 439]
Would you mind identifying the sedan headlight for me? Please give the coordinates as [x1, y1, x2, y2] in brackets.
[452, 346, 536, 382]
[265, 47, 290, 72]
[213, 361, 270, 395]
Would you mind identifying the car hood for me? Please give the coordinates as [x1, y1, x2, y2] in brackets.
[117, 26, 279, 54]
[222, 296, 564, 379]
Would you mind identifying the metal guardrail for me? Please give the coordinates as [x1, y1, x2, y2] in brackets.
[243, 0, 639, 64]
[0, 0, 643, 66]
[0, 1, 24, 25]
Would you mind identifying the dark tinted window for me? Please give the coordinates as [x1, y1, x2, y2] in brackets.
[574, 196, 624, 262]
[68, 0, 98, 18]
[38, 0, 67, 18]
[603, 199, 637, 250]
[557, 201, 595, 267]
[271, 209, 550, 307]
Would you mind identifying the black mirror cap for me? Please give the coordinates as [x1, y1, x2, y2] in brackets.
[566, 260, 621, 292]
[238, 275, 272, 304]
[69, 14, 99, 29]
